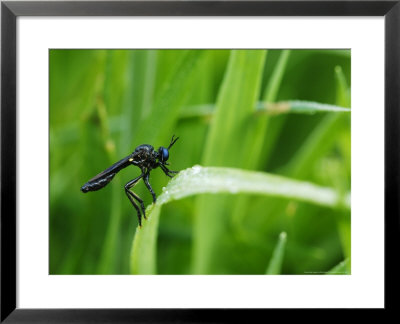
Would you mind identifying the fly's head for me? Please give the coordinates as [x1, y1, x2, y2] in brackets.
[157, 135, 179, 165]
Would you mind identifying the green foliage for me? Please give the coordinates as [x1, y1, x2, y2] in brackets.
[130, 165, 349, 274]
[194, 50, 267, 274]
[180, 100, 350, 120]
[266, 232, 288, 275]
[326, 259, 350, 274]
[130, 204, 160, 274]
[50, 49, 351, 275]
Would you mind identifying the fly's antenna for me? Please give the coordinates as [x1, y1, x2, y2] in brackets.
[168, 135, 179, 150]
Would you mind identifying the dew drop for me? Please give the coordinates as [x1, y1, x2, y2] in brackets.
[191, 165, 202, 175]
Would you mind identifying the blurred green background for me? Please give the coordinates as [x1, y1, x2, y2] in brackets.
[49, 49, 351, 275]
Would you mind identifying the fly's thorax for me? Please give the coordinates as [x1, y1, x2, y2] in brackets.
[131, 144, 157, 168]
[134, 144, 154, 153]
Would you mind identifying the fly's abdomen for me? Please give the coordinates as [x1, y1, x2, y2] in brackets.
[80, 155, 132, 193]
[81, 173, 116, 193]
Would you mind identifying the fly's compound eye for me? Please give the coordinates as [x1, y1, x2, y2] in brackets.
[159, 147, 169, 163]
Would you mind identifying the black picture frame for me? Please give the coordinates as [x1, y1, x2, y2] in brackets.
[1, 0, 398, 321]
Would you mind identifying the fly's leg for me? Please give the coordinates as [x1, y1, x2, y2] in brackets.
[125, 191, 142, 227]
[159, 163, 179, 178]
[125, 175, 146, 218]
[124, 174, 146, 226]
[127, 190, 146, 220]
[143, 172, 157, 203]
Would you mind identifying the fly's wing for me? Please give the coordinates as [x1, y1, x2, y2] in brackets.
[81, 155, 132, 192]
[88, 155, 132, 182]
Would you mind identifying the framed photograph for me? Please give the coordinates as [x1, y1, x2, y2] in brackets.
[1, 0, 398, 321]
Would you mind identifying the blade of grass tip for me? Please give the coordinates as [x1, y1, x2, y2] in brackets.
[266, 232, 287, 274]
[130, 166, 350, 274]
[335, 65, 351, 107]
[193, 50, 267, 274]
[326, 258, 349, 274]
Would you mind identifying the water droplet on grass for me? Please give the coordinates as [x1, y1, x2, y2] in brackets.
[191, 165, 202, 174]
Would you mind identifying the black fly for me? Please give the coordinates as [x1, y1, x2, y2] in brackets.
[81, 135, 179, 227]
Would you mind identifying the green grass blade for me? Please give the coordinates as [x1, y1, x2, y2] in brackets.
[160, 166, 350, 209]
[335, 65, 351, 107]
[130, 204, 160, 274]
[179, 104, 215, 120]
[278, 113, 345, 179]
[133, 50, 205, 146]
[50, 49, 351, 276]
[179, 100, 350, 121]
[326, 259, 350, 274]
[334, 65, 351, 270]
[201, 50, 267, 165]
[263, 49, 291, 102]
[130, 166, 349, 274]
[257, 50, 291, 167]
[128, 50, 206, 274]
[277, 66, 351, 179]
[95, 98, 123, 274]
[77, 57, 125, 274]
[230, 50, 291, 231]
[266, 232, 287, 274]
[119, 50, 158, 153]
[256, 100, 351, 115]
[193, 50, 267, 274]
